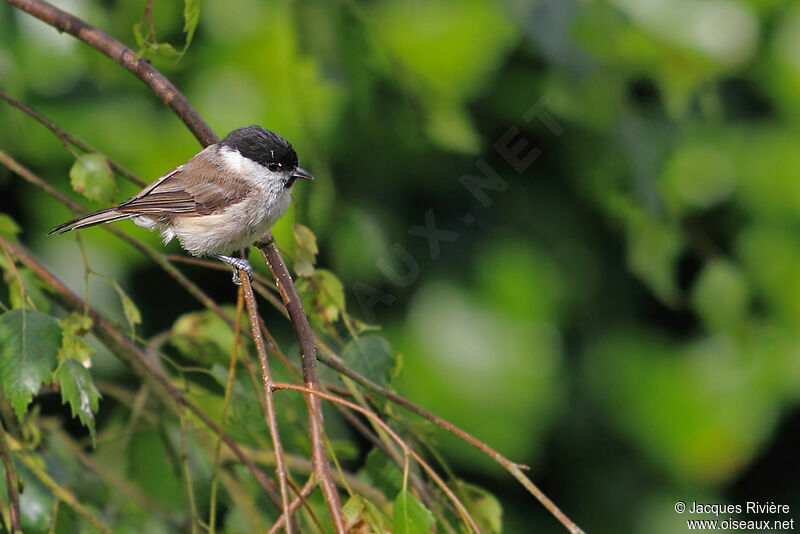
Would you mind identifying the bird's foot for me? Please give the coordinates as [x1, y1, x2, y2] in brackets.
[213, 254, 254, 286]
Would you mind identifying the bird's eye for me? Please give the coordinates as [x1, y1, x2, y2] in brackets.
[267, 162, 279, 172]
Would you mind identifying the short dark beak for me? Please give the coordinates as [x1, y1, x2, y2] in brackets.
[292, 167, 314, 181]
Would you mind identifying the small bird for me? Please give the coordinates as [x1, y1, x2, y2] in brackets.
[50, 125, 313, 284]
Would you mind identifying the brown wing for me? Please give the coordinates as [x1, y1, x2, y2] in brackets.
[117, 146, 251, 216]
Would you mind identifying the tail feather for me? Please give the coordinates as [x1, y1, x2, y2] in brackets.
[48, 208, 132, 235]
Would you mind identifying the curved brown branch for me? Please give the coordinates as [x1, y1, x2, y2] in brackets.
[1, 144, 582, 533]
[248, 270, 580, 531]
[4, 0, 216, 146]
[4, 2, 345, 526]
[4, 3, 584, 533]
[256, 240, 346, 532]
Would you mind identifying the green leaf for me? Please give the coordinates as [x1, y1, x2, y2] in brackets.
[58, 312, 93, 365]
[343, 495, 392, 532]
[50, 502, 79, 534]
[170, 306, 241, 365]
[662, 143, 737, 214]
[111, 281, 141, 330]
[132, 20, 145, 48]
[151, 42, 180, 58]
[53, 359, 100, 441]
[0, 213, 21, 241]
[207, 365, 270, 445]
[371, 0, 515, 151]
[7, 268, 50, 312]
[691, 260, 749, 332]
[0, 309, 61, 417]
[343, 495, 364, 522]
[585, 331, 780, 484]
[362, 496, 393, 532]
[293, 223, 318, 277]
[362, 447, 403, 497]
[349, 316, 382, 335]
[372, 0, 516, 101]
[425, 103, 480, 153]
[296, 269, 345, 324]
[182, 0, 200, 51]
[69, 154, 115, 204]
[625, 212, 683, 306]
[393, 487, 435, 534]
[457, 480, 502, 534]
[17, 465, 56, 531]
[342, 336, 395, 384]
[129, 430, 185, 510]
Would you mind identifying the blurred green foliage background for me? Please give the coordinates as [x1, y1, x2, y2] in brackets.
[2, 0, 800, 532]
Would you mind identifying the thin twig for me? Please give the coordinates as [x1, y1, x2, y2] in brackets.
[0, 242, 31, 310]
[322, 345, 530, 467]
[272, 383, 482, 534]
[0, 89, 146, 187]
[47, 499, 60, 534]
[240, 272, 293, 532]
[250, 252, 572, 522]
[1, 145, 581, 534]
[4, 2, 582, 530]
[173, 224, 579, 531]
[0, 422, 21, 533]
[119, 384, 151, 452]
[316, 348, 583, 532]
[267, 474, 316, 534]
[239, 341, 270, 417]
[3, 142, 331, 530]
[257, 315, 302, 384]
[256, 240, 346, 532]
[217, 447, 385, 507]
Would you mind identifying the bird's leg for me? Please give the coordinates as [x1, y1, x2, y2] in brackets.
[213, 254, 253, 286]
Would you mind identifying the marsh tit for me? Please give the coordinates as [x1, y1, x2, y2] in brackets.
[50, 125, 313, 284]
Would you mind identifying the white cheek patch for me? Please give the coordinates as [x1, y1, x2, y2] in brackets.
[220, 146, 281, 188]
[220, 146, 247, 174]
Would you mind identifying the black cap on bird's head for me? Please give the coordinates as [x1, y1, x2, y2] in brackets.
[221, 125, 313, 181]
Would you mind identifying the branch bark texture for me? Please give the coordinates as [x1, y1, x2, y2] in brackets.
[256, 240, 346, 532]
[3, 0, 344, 528]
